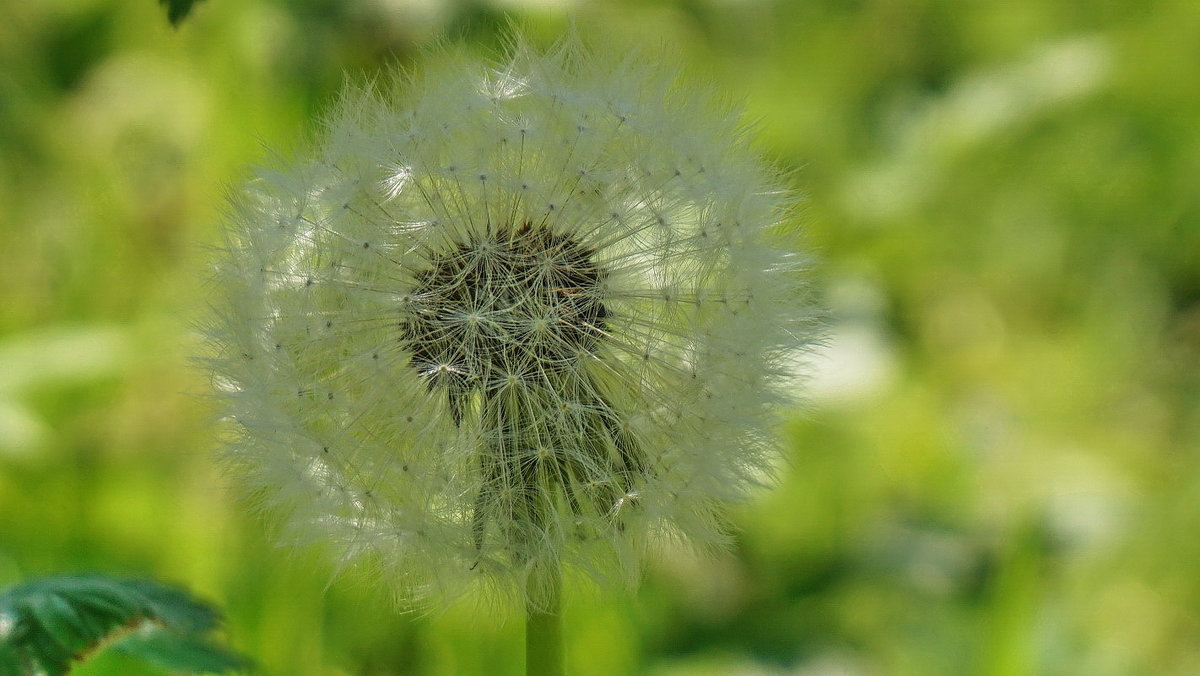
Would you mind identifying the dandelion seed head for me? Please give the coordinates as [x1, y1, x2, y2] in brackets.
[206, 34, 814, 606]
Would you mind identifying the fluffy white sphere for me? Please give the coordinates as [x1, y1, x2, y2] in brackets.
[207, 36, 810, 605]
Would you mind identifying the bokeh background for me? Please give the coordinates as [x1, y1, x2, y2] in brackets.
[2, 0, 1198, 674]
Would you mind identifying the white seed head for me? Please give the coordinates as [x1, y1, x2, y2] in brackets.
[206, 35, 812, 606]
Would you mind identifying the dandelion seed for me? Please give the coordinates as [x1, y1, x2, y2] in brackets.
[206, 34, 811, 613]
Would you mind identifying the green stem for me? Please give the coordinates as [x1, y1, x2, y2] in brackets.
[525, 561, 564, 676]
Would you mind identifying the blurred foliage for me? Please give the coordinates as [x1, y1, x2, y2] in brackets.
[0, 574, 247, 675]
[158, 0, 206, 27]
[0, 0, 1197, 674]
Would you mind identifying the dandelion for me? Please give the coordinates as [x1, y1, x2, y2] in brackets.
[206, 33, 810, 674]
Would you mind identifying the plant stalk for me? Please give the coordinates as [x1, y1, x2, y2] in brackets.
[525, 561, 564, 676]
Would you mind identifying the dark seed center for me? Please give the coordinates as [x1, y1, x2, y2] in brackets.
[400, 223, 608, 408]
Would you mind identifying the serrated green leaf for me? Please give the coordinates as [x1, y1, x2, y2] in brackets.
[22, 603, 76, 669]
[0, 639, 28, 676]
[18, 629, 71, 676]
[115, 627, 249, 673]
[0, 574, 247, 675]
[158, 0, 207, 26]
[128, 580, 220, 633]
[29, 593, 91, 647]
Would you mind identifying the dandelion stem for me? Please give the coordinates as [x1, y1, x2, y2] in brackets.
[525, 560, 564, 676]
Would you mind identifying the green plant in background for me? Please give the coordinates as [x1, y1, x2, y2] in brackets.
[157, 0, 205, 27]
[0, 574, 246, 675]
[204, 34, 809, 674]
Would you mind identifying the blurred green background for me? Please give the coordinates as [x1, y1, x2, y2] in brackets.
[2, 0, 1198, 674]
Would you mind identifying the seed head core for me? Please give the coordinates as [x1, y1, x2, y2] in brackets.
[400, 222, 608, 424]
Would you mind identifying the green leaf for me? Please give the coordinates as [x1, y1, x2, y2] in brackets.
[0, 639, 28, 675]
[0, 574, 249, 675]
[158, 0, 207, 26]
[115, 628, 249, 673]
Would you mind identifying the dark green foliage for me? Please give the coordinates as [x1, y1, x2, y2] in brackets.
[158, 0, 206, 26]
[0, 575, 248, 675]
